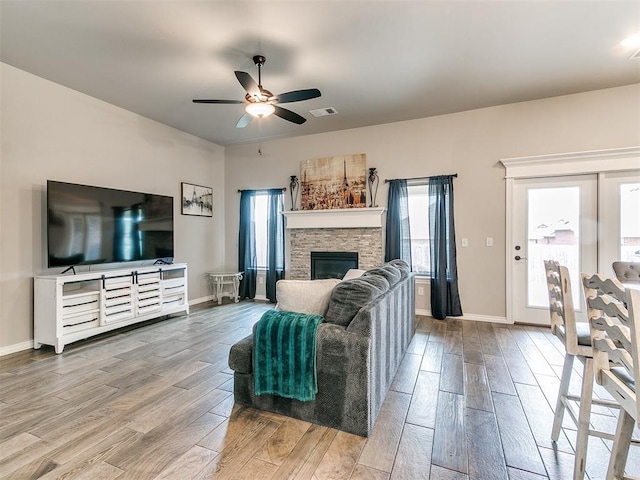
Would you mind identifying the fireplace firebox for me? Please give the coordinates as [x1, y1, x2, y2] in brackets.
[311, 251, 359, 280]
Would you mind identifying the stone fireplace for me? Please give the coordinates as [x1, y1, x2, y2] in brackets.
[283, 208, 385, 280]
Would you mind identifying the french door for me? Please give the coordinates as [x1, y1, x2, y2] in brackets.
[503, 147, 640, 326]
[511, 175, 598, 325]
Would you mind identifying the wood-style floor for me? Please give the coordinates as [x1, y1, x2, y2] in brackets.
[1, 301, 639, 480]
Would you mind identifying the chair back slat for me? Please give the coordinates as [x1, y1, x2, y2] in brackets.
[590, 310, 631, 353]
[583, 274, 627, 305]
[592, 336, 633, 374]
[582, 273, 639, 424]
[545, 260, 579, 354]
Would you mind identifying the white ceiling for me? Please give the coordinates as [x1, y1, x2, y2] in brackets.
[1, 1, 639, 146]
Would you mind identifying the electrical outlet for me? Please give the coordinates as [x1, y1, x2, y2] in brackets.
[461, 238, 468, 247]
[486, 237, 494, 247]
[418, 287, 424, 296]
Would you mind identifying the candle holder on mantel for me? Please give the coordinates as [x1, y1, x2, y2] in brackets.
[289, 175, 300, 211]
[368, 167, 379, 207]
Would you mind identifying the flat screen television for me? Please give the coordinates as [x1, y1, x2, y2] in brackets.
[47, 180, 174, 268]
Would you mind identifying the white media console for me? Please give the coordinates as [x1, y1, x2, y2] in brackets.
[34, 263, 189, 353]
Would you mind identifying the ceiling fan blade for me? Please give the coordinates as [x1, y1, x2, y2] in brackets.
[235, 71, 261, 98]
[192, 99, 244, 104]
[274, 88, 321, 104]
[273, 105, 306, 125]
[236, 112, 253, 128]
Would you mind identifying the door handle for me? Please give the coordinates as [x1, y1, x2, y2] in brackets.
[514, 255, 527, 261]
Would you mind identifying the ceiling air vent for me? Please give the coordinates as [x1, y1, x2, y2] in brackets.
[309, 107, 338, 118]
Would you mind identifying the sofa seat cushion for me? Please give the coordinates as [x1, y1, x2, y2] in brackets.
[229, 334, 253, 374]
[325, 277, 387, 327]
[275, 278, 341, 316]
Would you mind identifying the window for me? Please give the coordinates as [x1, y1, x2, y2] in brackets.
[254, 194, 268, 268]
[238, 188, 284, 302]
[406, 183, 432, 274]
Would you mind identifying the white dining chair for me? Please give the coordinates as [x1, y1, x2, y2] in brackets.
[545, 261, 621, 480]
[582, 273, 640, 480]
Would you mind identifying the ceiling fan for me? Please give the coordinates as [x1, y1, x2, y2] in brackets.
[193, 55, 321, 128]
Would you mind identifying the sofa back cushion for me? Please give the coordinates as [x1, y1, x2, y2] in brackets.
[325, 276, 387, 327]
[275, 278, 341, 316]
[388, 259, 411, 277]
[359, 273, 390, 292]
[363, 264, 402, 286]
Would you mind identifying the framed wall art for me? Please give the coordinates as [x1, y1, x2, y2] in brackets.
[181, 182, 213, 217]
[300, 153, 367, 210]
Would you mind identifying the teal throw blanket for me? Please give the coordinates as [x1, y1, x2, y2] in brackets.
[254, 310, 324, 401]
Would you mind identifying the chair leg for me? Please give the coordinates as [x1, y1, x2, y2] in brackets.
[573, 357, 594, 480]
[607, 410, 634, 480]
[552, 353, 575, 442]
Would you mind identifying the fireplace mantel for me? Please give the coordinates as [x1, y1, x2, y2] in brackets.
[283, 207, 385, 229]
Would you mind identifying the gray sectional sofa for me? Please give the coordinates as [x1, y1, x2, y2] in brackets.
[228, 259, 416, 437]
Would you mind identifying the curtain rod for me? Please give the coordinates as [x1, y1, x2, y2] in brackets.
[384, 173, 458, 183]
[237, 187, 287, 193]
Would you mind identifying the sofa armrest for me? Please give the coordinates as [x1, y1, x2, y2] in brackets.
[228, 334, 253, 374]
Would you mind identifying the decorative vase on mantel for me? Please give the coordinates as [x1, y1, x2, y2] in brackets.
[289, 175, 300, 211]
[368, 167, 379, 207]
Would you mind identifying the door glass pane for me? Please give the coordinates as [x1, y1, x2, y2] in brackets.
[620, 183, 640, 262]
[527, 186, 581, 307]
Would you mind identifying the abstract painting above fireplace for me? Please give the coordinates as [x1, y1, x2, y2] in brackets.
[311, 251, 359, 280]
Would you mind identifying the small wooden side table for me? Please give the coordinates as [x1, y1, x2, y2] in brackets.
[207, 272, 243, 305]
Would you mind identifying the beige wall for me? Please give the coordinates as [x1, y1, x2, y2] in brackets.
[224, 84, 640, 319]
[2, 60, 638, 352]
[0, 63, 226, 353]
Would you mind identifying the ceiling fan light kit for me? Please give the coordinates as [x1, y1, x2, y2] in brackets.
[193, 54, 321, 128]
[245, 102, 275, 118]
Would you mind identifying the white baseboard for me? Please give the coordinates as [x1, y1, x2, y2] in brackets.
[0, 340, 34, 357]
[415, 308, 509, 324]
[460, 313, 510, 324]
[190, 295, 269, 305]
[189, 295, 214, 306]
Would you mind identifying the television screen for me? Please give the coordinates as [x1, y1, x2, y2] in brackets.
[47, 181, 174, 268]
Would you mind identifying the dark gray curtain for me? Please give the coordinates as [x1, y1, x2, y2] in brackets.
[385, 179, 412, 265]
[429, 175, 462, 319]
[238, 190, 257, 299]
[265, 189, 285, 303]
